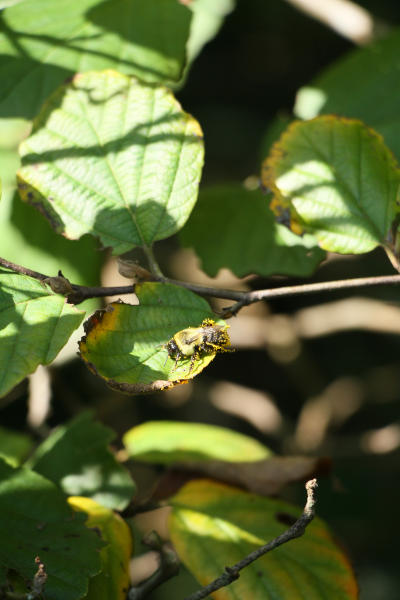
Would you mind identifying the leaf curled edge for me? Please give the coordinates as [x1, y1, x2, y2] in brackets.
[262, 115, 400, 254]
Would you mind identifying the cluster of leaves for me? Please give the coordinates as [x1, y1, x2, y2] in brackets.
[1, 0, 400, 597]
[0, 414, 357, 599]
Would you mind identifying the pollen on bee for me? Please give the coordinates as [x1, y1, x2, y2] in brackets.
[162, 318, 233, 376]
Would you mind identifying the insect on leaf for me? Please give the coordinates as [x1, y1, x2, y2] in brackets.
[79, 283, 230, 394]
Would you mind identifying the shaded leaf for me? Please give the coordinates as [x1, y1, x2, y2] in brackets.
[79, 282, 226, 392]
[293, 28, 400, 161]
[262, 116, 400, 254]
[123, 421, 271, 464]
[0, 0, 192, 121]
[0, 269, 84, 397]
[159, 456, 330, 498]
[28, 412, 136, 511]
[69, 496, 133, 600]
[17, 70, 204, 254]
[0, 426, 33, 466]
[0, 459, 102, 600]
[179, 184, 325, 277]
[169, 479, 358, 600]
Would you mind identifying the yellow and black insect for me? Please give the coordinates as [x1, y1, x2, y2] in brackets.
[163, 318, 233, 375]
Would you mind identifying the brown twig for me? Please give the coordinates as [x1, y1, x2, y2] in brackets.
[0, 257, 48, 282]
[128, 532, 180, 600]
[183, 479, 318, 600]
[2, 256, 400, 313]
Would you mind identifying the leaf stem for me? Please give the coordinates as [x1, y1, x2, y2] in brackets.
[2, 256, 400, 315]
[142, 244, 164, 277]
[183, 479, 318, 600]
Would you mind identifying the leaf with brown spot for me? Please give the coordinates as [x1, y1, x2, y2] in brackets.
[79, 282, 229, 391]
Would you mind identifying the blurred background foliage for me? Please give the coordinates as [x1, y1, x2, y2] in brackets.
[2, 1, 400, 598]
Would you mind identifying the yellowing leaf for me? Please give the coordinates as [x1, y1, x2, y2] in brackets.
[169, 480, 358, 600]
[79, 283, 228, 393]
[68, 496, 132, 600]
[262, 115, 400, 255]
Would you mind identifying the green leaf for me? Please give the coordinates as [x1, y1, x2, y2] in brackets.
[293, 28, 400, 161]
[0, 269, 85, 397]
[123, 421, 271, 465]
[79, 282, 227, 393]
[0, 0, 192, 121]
[0, 459, 102, 600]
[17, 70, 204, 254]
[28, 412, 136, 511]
[0, 148, 102, 312]
[169, 480, 358, 600]
[0, 0, 25, 7]
[186, 0, 236, 65]
[179, 184, 325, 277]
[262, 115, 400, 254]
[69, 497, 133, 600]
[0, 426, 33, 466]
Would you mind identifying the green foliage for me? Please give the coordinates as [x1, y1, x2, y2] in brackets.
[262, 116, 400, 255]
[169, 480, 358, 599]
[27, 412, 136, 510]
[17, 70, 204, 254]
[294, 28, 400, 159]
[180, 183, 325, 277]
[0, 459, 103, 599]
[0, 0, 192, 121]
[0, 269, 85, 396]
[79, 282, 225, 392]
[123, 420, 271, 464]
[0, 426, 33, 467]
[1, 1, 396, 598]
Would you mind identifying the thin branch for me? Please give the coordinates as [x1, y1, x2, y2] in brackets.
[0, 257, 48, 281]
[184, 479, 318, 600]
[2, 256, 400, 313]
[128, 532, 180, 600]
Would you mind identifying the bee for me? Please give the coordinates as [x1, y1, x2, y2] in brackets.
[163, 318, 233, 375]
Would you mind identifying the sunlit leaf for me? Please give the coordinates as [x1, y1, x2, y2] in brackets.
[123, 421, 271, 464]
[169, 479, 358, 600]
[69, 496, 132, 600]
[0, 149, 102, 318]
[0, 459, 102, 600]
[79, 282, 227, 393]
[180, 184, 325, 277]
[186, 0, 236, 65]
[262, 115, 400, 254]
[0, 269, 85, 397]
[0, 0, 25, 7]
[28, 412, 136, 510]
[293, 28, 400, 161]
[17, 70, 204, 254]
[0, 0, 192, 121]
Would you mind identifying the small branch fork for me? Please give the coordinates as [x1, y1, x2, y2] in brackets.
[2, 255, 400, 316]
[183, 479, 318, 600]
[128, 532, 180, 600]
